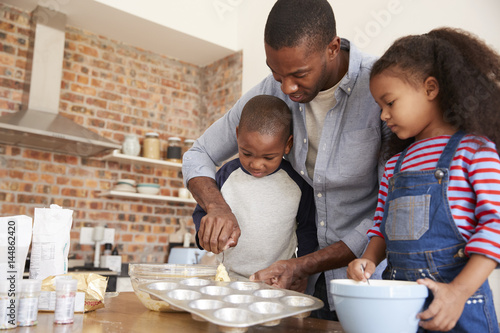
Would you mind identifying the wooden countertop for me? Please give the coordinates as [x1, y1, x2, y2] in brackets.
[14, 292, 345, 333]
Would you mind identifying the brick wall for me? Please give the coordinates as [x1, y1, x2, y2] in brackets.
[0, 4, 242, 263]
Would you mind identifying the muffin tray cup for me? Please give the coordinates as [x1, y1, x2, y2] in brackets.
[138, 278, 324, 331]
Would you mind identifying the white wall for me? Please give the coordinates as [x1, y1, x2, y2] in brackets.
[238, 0, 500, 94]
[95, 0, 240, 51]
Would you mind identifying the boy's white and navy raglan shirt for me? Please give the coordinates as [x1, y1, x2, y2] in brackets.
[193, 158, 317, 277]
[368, 134, 500, 264]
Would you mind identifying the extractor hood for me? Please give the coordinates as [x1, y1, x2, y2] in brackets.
[0, 6, 121, 157]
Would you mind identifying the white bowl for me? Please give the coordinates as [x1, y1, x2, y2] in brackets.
[113, 184, 137, 193]
[117, 179, 136, 186]
[137, 183, 160, 195]
[331, 279, 428, 333]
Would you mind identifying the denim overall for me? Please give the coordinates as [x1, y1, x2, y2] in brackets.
[380, 131, 499, 333]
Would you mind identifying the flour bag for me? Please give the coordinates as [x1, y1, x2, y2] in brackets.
[29, 205, 73, 280]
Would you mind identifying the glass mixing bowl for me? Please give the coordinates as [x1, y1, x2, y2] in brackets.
[129, 263, 217, 312]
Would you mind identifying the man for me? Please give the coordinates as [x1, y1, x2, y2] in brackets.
[182, 0, 390, 320]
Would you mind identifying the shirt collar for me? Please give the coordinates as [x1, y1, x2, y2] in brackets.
[338, 38, 362, 96]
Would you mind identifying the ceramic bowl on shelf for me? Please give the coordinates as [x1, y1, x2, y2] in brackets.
[137, 183, 160, 195]
[330, 279, 428, 333]
[113, 179, 137, 192]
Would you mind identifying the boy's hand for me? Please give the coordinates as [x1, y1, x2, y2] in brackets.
[417, 278, 467, 331]
[347, 258, 375, 282]
[198, 205, 240, 254]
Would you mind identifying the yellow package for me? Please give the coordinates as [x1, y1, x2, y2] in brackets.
[41, 273, 108, 312]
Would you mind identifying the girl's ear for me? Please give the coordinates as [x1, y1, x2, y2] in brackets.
[424, 76, 439, 100]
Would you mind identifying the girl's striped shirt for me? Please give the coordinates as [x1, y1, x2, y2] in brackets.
[368, 134, 500, 263]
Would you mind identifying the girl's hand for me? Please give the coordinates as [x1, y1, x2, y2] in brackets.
[347, 259, 376, 282]
[417, 278, 468, 331]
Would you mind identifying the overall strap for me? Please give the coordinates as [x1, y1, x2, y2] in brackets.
[393, 131, 466, 174]
[436, 131, 466, 169]
[393, 143, 412, 174]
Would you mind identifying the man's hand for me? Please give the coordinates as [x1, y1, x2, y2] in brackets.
[198, 205, 240, 253]
[250, 240, 357, 292]
[250, 258, 308, 292]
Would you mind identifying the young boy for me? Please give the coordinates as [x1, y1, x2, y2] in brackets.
[192, 95, 318, 278]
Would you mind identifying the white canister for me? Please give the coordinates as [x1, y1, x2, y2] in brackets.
[122, 135, 140, 156]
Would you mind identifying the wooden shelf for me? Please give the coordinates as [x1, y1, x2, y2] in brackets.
[101, 149, 182, 169]
[98, 190, 196, 204]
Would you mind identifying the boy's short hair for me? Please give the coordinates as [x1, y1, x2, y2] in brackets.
[264, 0, 336, 53]
[239, 95, 292, 144]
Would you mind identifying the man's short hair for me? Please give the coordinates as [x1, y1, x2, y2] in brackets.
[264, 0, 336, 53]
[239, 95, 292, 144]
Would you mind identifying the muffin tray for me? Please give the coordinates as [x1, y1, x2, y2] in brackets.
[138, 278, 323, 331]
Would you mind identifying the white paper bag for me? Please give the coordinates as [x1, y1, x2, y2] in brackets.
[29, 205, 73, 280]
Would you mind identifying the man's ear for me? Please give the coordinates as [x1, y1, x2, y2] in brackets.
[236, 126, 239, 139]
[424, 76, 439, 100]
[327, 36, 341, 60]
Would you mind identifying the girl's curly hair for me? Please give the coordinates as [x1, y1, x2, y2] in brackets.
[371, 27, 500, 158]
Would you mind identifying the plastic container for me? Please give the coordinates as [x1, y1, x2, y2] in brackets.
[129, 264, 217, 312]
[54, 278, 78, 325]
[143, 132, 161, 159]
[330, 279, 428, 333]
[17, 279, 42, 327]
[182, 139, 195, 158]
[166, 137, 182, 163]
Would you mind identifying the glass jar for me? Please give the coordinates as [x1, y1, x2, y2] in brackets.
[143, 132, 161, 159]
[166, 137, 182, 163]
[122, 134, 141, 156]
[182, 139, 195, 159]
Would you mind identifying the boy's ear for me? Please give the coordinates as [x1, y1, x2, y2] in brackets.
[284, 134, 293, 155]
[424, 76, 439, 100]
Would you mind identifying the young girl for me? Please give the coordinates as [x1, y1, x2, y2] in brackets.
[347, 28, 500, 332]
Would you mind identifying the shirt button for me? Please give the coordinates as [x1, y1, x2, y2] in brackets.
[317, 193, 322, 198]
[300, 170, 305, 175]
[303, 139, 307, 144]
[347, 87, 351, 92]
[299, 107, 303, 112]
[320, 221, 325, 227]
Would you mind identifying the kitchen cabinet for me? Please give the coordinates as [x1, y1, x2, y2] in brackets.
[99, 150, 196, 204]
